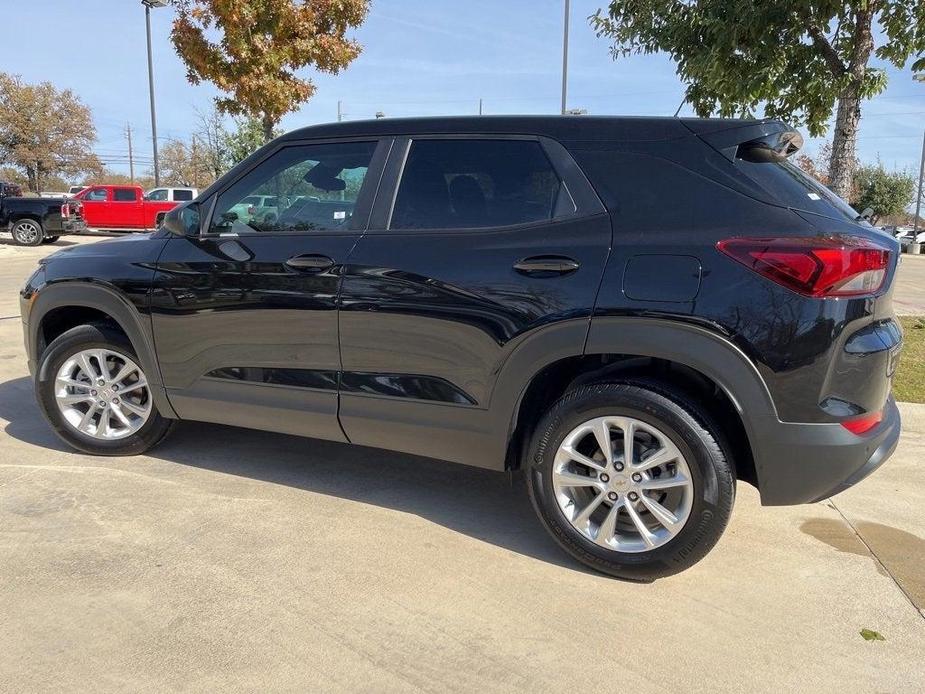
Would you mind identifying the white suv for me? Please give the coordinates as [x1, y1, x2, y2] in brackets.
[145, 187, 199, 203]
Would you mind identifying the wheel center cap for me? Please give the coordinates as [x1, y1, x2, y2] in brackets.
[99, 385, 116, 400]
[610, 475, 630, 491]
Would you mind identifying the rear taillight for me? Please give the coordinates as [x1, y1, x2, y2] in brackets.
[841, 410, 883, 435]
[60, 203, 70, 218]
[247, 205, 255, 216]
[716, 236, 891, 297]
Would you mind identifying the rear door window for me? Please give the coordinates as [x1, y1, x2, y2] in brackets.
[113, 188, 138, 202]
[390, 139, 574, 230]
[173, 189, 194, 201]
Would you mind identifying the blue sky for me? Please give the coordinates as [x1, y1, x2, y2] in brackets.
[2, 0, 923, 177]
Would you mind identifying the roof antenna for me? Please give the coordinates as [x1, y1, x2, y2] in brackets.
[673, 96, 687, 118]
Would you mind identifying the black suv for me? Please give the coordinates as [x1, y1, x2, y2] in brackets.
[21, 116, 902, 579]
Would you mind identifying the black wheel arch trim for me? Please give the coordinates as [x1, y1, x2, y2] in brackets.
[498, 316, 776, 473]
[28, 281, 178, 419]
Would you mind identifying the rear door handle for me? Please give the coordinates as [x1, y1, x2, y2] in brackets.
[285, 254, 335, 272]
[513, 255, 580, 276]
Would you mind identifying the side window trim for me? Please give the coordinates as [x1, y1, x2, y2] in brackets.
[200, 136, 393, 237]
[369, 134, 605, 234]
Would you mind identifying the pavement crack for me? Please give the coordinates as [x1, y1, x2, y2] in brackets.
[829, 500, 925, 621]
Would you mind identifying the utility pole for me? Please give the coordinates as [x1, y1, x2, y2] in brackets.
[125, 123, 135, 184]
[479, 98, 483, 116]
[560, 0, 570, 115]
[142, 0, 166, 186]
[915, 129, 925, 235]
[337, 100, 343, 122]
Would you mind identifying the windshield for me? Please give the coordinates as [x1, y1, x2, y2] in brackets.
[735, 158, 863, 224]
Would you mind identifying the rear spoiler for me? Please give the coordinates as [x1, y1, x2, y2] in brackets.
[685, 119, 803, 163]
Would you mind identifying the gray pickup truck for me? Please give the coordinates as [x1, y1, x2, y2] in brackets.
[0, 183, 86, 245]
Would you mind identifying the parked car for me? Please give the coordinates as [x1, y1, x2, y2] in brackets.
[1, 189, 85, 245]
[225, 194, 279, 225]
[71, 184, 178, 230]
[21, 116, 902, 579]
[893, 227, 924, 249]
[145, 187, 199, 203]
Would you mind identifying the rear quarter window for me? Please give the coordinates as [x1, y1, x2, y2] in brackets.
[733, 159, 860, 223]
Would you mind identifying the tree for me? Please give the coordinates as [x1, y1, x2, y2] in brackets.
[158, 136, 216, 189]
[195, 106, 231, 180]
[850, 163, 916, 224]
[83, 169, 155, 189]
[795, 142, 836, 186]
[223, 115, 279, 166]
[170, 0, 370, 142]
[591, 2, 925, 199]
[0, 72, 102, 193]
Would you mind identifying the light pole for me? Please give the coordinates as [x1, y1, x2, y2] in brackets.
[143, 0, 168, 186]
[561, 0, 570, 115]
[914, 130, 924, 235]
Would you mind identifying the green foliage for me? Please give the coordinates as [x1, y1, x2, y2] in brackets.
[222, 116, 278, 167]
[591, 1, 925, 136]
[850, 163, 916, 223]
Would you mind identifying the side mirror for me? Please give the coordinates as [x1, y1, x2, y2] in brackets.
[859, 207, 874, 222]
[161, 201, 200, 236]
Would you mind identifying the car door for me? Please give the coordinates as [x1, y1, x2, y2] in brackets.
[78, 186, 110, 227]
[337, 135, 611, 464]
[150, 137, 390, 442]
[112, 186, 144, 227]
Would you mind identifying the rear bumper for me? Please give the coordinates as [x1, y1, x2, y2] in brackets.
[753, 397, 901, 505]
[60, 218, 87, 236]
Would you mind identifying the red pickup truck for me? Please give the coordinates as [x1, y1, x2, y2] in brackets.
[72, 185, 178, 230]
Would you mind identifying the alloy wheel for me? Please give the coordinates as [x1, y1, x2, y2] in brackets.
[54, 348, 152, 440]
[552, 416, 694, 553]
[15, 220, 41, 244]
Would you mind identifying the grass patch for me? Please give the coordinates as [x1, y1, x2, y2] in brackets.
[894, 316, 925, 403]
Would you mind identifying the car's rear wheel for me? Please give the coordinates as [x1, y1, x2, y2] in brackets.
[11, 219, 44, 246]
[35, 323, 174, 455]
[526, 381, 735, 580]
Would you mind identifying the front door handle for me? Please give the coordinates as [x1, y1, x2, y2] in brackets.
[286, 254, 335, 272]
[513, 255, 580, 277]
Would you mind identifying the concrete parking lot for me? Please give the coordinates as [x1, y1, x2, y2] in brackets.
[1, 235, 924, 692]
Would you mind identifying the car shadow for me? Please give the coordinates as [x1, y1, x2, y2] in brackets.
[0, 376, 593, 575]
[0, 239, 78, 248]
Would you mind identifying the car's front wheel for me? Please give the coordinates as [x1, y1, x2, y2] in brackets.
[35, 323, 174, 455]
[526, 382, 735, 580]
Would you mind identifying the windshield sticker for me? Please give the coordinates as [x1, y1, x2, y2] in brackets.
[334, 211, 347, 219]
[807, 193, 821, 200]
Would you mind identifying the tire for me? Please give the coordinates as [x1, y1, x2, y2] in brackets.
[526, 381, 735, 580]
[11, 218, 44, 246]
[35, 323, 175, 456]
[41, 236, 60, 244]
